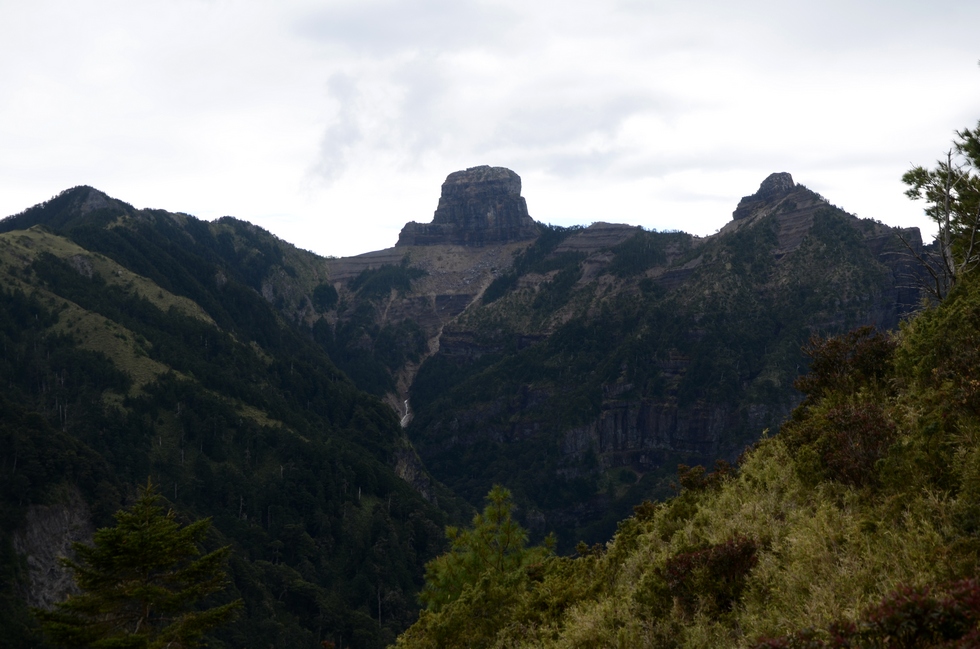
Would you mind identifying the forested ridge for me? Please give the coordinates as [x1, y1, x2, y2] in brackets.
[0, 191, 468, 649]
[395, 236, 980, 649]
[405, 195, 924, 550]
[1, 119, 976, 648]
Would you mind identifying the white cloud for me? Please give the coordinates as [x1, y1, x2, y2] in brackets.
[1, 0, 978, 257]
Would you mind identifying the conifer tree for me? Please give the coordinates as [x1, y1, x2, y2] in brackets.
[419, 485, 553, 612]
[902, 121, 980, 300]
[37, 479, 240, 648]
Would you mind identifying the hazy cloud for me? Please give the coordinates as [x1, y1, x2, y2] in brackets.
[295, 0, 514, 55]
[316, 74, 365, 182]
[2, 0, 980, 257]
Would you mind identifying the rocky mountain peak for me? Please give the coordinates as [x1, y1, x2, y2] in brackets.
[0, 186, 132, 235]
[397, 166, 541, 246]
[732, 172, 797, 221]
[71, 186, 113, 214]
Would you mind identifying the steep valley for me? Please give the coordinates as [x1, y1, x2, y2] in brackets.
[323, 168, 928, 548]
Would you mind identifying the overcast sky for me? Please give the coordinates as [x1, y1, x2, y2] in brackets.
[2, 1, 978, 257]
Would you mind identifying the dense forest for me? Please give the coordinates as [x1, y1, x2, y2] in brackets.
[0, 197, 468, 648]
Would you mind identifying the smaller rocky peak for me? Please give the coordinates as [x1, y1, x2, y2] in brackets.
[732, 172, 797, 221]
[72, 186, 112, 215]
[0, 186, 133, 235]
[397, 166, 541, 246]
[757, 172, 795, 199]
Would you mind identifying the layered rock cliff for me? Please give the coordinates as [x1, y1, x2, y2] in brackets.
[176, 166, 930, 548]
[393, 172, 930, 546]
[732, 171, 797, 220]
[397, 166, 541, 246]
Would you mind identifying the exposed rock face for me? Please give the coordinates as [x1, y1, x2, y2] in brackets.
[12, 489, 94, 609]
[393, 446, 436, 504]
[553, 222, 640, 255]
[402, 170, 933, 546]
[397, 166, 541, 246]
[732, 172, 797, 220]
[562, 395, 791, 473]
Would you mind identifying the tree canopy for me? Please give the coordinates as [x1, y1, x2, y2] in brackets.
[37, 480, 240, 648]
[419, 485, 553, 612]
[902, 121, 980, 299]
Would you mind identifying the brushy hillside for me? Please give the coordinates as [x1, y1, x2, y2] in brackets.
[394, 263, 980, 648]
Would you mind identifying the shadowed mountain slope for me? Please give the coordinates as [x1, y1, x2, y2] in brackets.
[318, 171, 930, 550]
[394, 265, 980, 648]
[0, 169, 932, 647]
[0, 187, 470, 649]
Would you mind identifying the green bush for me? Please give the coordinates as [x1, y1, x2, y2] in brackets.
[754, 578, 980, 648]
[312, 282, 338, 310]
[662, 536, 758, 617]
[350, 261, 426, 299]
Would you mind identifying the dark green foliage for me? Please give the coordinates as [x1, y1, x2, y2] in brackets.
[0, 395, 119, 648]
[36, 480, 240, 648]
[313, 261, 429, 395]
[315, 307, 427, 395]
[608, 230, 690, 278]
[781, 328, 898, 488]
[530, 254, 584, 312]
[374, 319, 427, 370]
[676, 460, 734, 493]
[661, 536, 758, 617]
[794, 326, 897, 406]
[902, 121, 980, 300]
[0, 288, 445, 647]
[754, 579, 980, 648]
[482, 224, 581, 304]
[409, 353, 499, 413]
[312, 283, 339, 311]
[210, 217, 287, 289]
[0, 199, 465, 647]
[420, 485, 552, 612]
[350, 261, 426, 300]
[480, 273, 517, 305]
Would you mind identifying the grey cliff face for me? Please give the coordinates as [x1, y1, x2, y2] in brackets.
[732, 172, 797, 220]
[12, 489, 93, 610]
[397, 165, 541, 246]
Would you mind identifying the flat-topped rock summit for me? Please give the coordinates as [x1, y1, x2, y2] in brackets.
[397, 165, 541, 246]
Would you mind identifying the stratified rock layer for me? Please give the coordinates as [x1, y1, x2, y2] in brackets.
[397, 166, 541, 246]
[732, 172, 796, 220]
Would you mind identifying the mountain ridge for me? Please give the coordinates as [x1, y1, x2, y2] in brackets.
[0, 192, 473, 648]
[0, 168, 933, 646]
[306, 168, 930, 548]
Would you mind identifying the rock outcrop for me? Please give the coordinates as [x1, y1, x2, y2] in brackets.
[12, 489, 93, 609]
[732, 172, 797, 220]
[397, 166, 541, 246]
